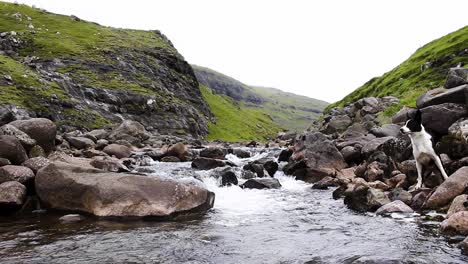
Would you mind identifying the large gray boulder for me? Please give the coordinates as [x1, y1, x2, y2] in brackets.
[421, 103, 467, 135]
[417, 85, 467, 108]
[447, 195, 468, 218]
[0, 135, 28, 165]
[361, 136, 395, 158]
[103, 144, 132, 159]
[445, 67, 468, 89]
[9, 118, 56, 154]
[375, 200, 414, 216]
[35, 162, 215, 217]
[321, 115, 352, 134]
[108, 120, 150, 143]
[370, 124, 401, 138]
[0, 181, 26, 213]
[0, 124, 36, 150]
[424, 167, 468, 209]
[0, 165, 34, 185]
[67, 136, 96, 150]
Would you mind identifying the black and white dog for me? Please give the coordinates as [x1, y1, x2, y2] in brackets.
[400, 109, 449, 190]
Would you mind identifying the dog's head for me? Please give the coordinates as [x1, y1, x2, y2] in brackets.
[400, 109, 422, 134]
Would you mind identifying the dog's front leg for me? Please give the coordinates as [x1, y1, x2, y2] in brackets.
[413, 161, 423, 190]
[433, 155, 449, 180]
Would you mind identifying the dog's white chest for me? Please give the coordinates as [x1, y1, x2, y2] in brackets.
[410, 131, 435, 157]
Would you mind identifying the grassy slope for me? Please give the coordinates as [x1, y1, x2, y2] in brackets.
[193, 65, 329, 132]
[326, 26, 468, 116]
[250, 86, 328, 131]
[200, 85, 281, 142]
[0, 2, 181, 128]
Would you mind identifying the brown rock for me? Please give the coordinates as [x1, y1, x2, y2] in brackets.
[447, 195, 468, 218]
[166, 143, 189, 161]
[22, 157, 51, 174]
[0, 135, 28, 165]
[35, 162, 215, 217]
[161, 156, 181, 162]
[9, 118, 56, 154]
[0, 181, 26, 213]
[0, 165, 34, 184]
[375, 200, 414, 216]
[103, 144, 132, 159]
[440, 211, 468, 235]
[424, 167, 468, 209]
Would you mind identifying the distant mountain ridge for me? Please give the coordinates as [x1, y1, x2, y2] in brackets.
[192, 65, 329, 131]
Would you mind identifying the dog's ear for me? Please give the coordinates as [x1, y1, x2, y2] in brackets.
[414, 109, 422, 123]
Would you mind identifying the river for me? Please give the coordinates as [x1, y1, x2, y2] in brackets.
[0, 148, 466, 263]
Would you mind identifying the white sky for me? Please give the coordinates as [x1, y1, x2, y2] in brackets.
[6, 0, 468, 103]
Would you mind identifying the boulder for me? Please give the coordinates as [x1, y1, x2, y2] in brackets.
[0, 181, 26, 213]
[0, 158, 11, 167]
[447, 195, 468, 218]
[241, 170, 256, 179]
[200, 147, 225, 159]
[398, 160, 418, 184]
[421, 103, 467, 135]
[220, 171, 238, 186]
[392, 107, 416, 124]
[82, 149, 109, 158]
[340, 146, 362, 164]
[263, 160, 279, 177]
[192, 157, 228, 170]
[108, 120, 150, 143]
[96, 139, 109, 150]
[243, 163, 265, 178]
[344, 185, 391, 212]
[364, 161, 386, 182]
[278, 148, 293, 162]
[90, 157, 129, 172]
[321, 115, 352, 134]
[241, 178, 281, 189]
[388, 188, 412, 205]
[165, 143, 189, 161]
[370, 124, 401, 138]
[86, 129, 109, 140]
[103, 144, 132, 159]
[291, 132, 346, 176]
[67, 136, 96, 150]
[386, 174, 408, 189]
[232, 148, 250, 159]
[9, 118, 56, 154]
[424, 167, 468, 209]
[22, 157, 50, 174]
[378, 135, 412, 163]
[312, 176, 338, 190]
[0, 124, 36, 150]
[440, 211, 468, 235]
[361, 137, 395, 158]
[36, 162, 215, 217]
[417, 85, 467, 108]
[436, 118, 468, 159]
[444, 67, 468, 89]
[410, 189, 432, 210]
[0, 165, 34, 185]
[0, 135, 28, 165]
[376, 200, 414, 216]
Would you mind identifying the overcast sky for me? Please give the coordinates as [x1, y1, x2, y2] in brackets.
[7, 0, 468, 103]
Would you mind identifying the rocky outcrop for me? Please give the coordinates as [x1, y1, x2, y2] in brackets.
[35, 162, 215, 217]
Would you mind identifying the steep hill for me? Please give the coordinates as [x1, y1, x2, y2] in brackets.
[193, 65, 329, 131]
[327, 26, 468, 116]
[0, 2, 211, 137]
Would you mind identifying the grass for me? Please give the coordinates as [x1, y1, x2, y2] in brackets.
[200, 85, 281, 142]
[326, 25, 468, 116]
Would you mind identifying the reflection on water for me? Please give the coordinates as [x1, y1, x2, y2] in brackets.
[0, 148, 466, 263]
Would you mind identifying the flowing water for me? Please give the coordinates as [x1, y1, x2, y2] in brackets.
[0, 148, 466, 263]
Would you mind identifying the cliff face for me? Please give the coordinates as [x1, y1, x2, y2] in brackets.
[0, 2, 211, 137]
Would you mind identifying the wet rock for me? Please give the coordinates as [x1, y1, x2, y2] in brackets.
[417, 85, 467, 108]
[36, 162, 215, 217]
[90, 157, 129, 172]
[376, 200, 414, 216]
[445, 67, 468, 89]
[0, 165, 35, 185]
[388, 188, 412, 205]
[22, 157, 50, 174]
[161, 156, 180, 162]
[398, 160, 418, 184]
[243, 163, 265, 178]
[461, 236, 468, 256]
[0, 124, 36, 150]
[59, 214, 85, 223]
[447, 195, 468, 218]
[241, 178, 281, 189]
[9, 118, 56, 154]
[192, 157, 228, 170]
[366, 188, 391, 211]
[440, 211, 468, 235]
[421, 103, 467, 136]
[364, 161, 386, 182]
[241, 170, 256, 179]
[232, 148, 250, 159]
[278, 148, 293, 162]
[200, 147, 225, 160]
[386, 174, 408, 189]
[410, 189, 432, 210]
[370, 124, 401, 138]
[103, 144, 132, 159]
[165, 143, 189, 161]
[336, 167, 356, 183]
[0, 135, 28, 165]
[312, 176, 338, 190]
[367, 180, 389, 191]
[0, 181, 26, 213]
[246, 140, 257, 147]
[221, 171, 238, 186]
[67, 136, 95, 149]
[263, 160, 278, 177]
[424, 167, 468, 209]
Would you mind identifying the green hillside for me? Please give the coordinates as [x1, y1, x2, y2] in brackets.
[193, 65, 328, 132]
[200, 85, 281, 142]
[326, 26, 468, 116]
